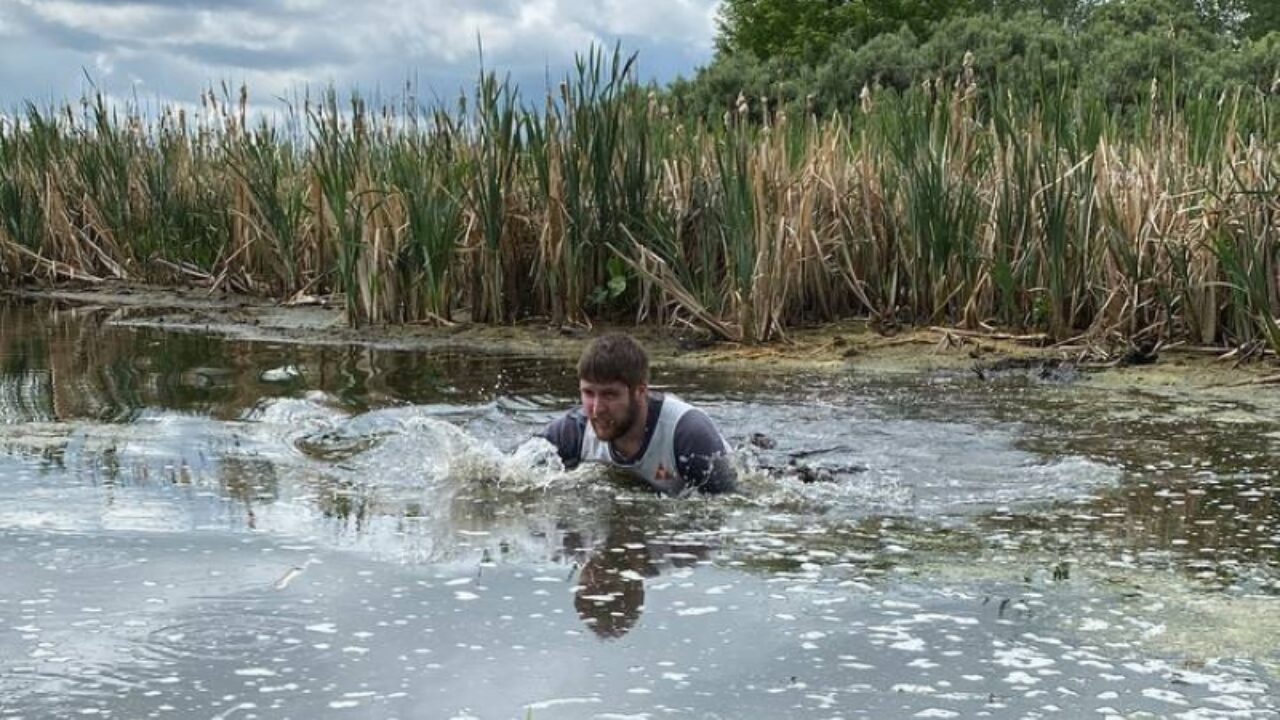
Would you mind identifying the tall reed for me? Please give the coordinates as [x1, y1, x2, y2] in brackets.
[1, 49, 1278, 354]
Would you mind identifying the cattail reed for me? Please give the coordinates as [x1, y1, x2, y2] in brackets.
[0, 46, 1277, 351]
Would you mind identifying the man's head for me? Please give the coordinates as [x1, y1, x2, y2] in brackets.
[577, 334, 649, 442]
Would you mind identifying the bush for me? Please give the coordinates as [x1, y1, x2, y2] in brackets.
[921, 11, 1077, 94]
[672, 0, 1277, 121]
[813, 28, 924, 111]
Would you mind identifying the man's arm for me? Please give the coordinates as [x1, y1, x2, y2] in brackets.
[539, 409, 585, 470]
[673, 409, 736, 493]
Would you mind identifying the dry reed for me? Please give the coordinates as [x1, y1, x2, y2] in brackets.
[1, 49, 1277, 352]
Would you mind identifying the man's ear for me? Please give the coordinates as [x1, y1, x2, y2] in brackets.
[631, 382, 648, 399]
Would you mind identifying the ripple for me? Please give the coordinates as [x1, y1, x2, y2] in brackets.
[135, 603, 309, 664]
[28, 544, 141, 573]
[0, 665, 150, 714]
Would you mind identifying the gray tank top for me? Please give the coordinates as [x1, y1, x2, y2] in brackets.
[580, 393, 694, 488]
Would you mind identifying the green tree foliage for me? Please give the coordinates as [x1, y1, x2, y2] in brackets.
[714, 0, 1280, 61]
[681, 0, 1280, 121]
[1240, 0, 1280, 39]
[1078, 0, 1226, 101]
[715, 0, 982, 61]
[919, 11, 1076, 90]
[1235, 32, 1280, 87]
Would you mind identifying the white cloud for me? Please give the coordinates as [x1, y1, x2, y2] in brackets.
[28, 2, 307, 58]
[29, 0, 176, 40]
[598, 0, 718, 45]
[94, 52, 114, 77]
[0, 0, 722, 107]
[338, 0, 600, 64]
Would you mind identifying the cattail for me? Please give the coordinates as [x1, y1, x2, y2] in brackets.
[1150, 77, 1159, 104]
[860, 84, 872, 114]
[735, 91, 749, 117]
[1271, 75, 1279, 95]
[805, 93, 816, 115]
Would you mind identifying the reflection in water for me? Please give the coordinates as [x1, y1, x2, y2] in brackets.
[565, 502, 721, 640]
[570, 512, 653, 639]
[0, 298, 586, 424]
[0, 297, 1278, 718]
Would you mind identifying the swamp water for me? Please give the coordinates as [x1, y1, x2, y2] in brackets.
[0, 299, 1277, 720]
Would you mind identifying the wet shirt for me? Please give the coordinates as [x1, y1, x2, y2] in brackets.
[539, 392, 736, 494]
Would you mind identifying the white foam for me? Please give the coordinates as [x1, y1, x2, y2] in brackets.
[675, 606, 719, 616]
[522, 696, 601, 707]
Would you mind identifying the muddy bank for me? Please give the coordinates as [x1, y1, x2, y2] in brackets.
[9, 283, 1280, 394]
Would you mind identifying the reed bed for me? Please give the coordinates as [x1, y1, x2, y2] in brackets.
[1, 49, 1277, 352]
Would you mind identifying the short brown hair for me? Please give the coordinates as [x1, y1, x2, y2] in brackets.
[577, 333, 649, 388]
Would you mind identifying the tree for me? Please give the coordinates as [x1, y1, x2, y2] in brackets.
[685, 0, 1278, 124]
[715, 0, 983, 62]
[714, 0, 837, 61]
[971, 0, 1090, 24]
[1091, 0, 1280, 39]
[1078, 0, 1229, 101]
[1240, 0, 1280, 39]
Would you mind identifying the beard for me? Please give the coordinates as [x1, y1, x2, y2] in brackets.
[590, 398, 641, 442]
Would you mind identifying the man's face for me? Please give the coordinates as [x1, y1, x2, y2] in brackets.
[580, 379, 643, 442]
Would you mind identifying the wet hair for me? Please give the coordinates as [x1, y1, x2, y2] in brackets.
[577, 333, 649, 388]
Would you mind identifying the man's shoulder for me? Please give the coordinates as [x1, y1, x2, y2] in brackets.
[667, 400, 735, 493]
[539, 408, 587, 464]
[672, 405, 724, 449]
[544, 406, 587, 433]
[655, 392, 704, 420]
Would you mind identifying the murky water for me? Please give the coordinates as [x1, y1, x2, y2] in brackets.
[1, 298, 1277, 719]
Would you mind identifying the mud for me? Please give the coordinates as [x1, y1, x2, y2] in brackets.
[11, 283, 1280, 395]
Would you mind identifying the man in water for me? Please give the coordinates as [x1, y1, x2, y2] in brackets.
[539, 333, 736, 494]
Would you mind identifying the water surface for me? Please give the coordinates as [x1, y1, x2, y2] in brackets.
[1, 299, 1277, 719]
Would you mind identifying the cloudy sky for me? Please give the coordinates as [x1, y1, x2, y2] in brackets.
[0, 0, 721, 111]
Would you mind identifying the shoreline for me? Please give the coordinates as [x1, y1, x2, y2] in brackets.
[7, 282, 1280, 401]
